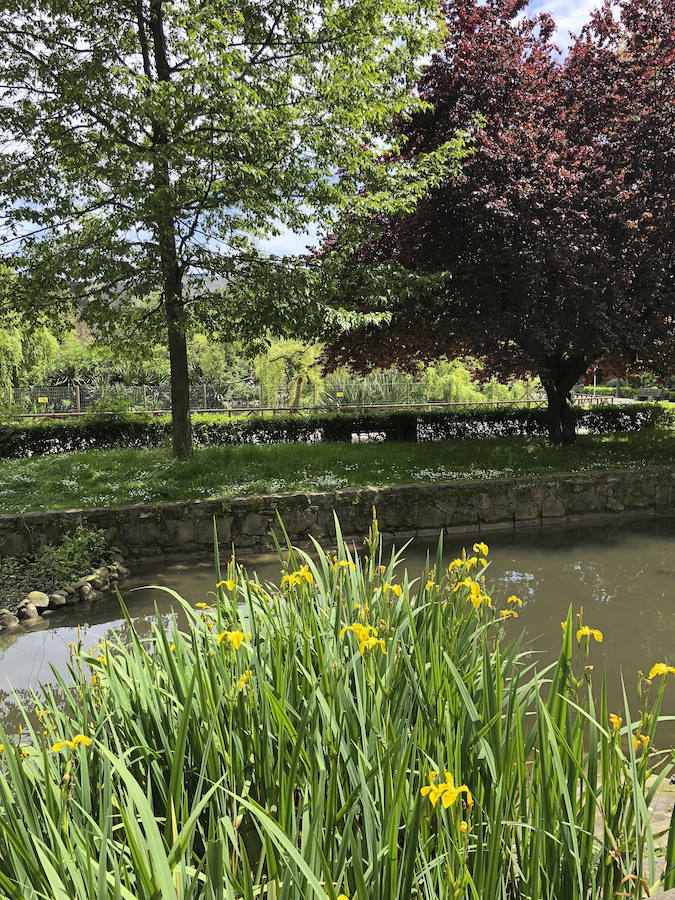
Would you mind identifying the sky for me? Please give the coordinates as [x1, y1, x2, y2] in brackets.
[256, 0, 600, 258]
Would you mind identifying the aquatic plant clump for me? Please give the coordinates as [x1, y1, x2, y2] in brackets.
[0, 514, 673, 899]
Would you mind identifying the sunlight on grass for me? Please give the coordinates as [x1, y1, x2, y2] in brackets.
[0, 428, 672, 513]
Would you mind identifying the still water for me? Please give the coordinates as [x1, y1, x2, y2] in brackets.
[1, 516, 674, 740]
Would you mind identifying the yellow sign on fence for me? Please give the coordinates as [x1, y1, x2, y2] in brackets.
[37, 397, 49, 403]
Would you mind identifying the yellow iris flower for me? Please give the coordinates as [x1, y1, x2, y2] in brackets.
[281, 565, 313, 589]
[609, 713, 622, 731]
[420, 770, 473, 809]
[632, 733, 650, 751]
[237, 669, 252, 691]
[576, 626, 603, 644]
[340, 622, 385, 656]
[216, 630, 246, 649]
[52, 734, 92, 753]
[359, 636, 386, 656]
[473, 542, 489, 556]
[507, 595, 522, 607]
[216, 580, 235, 591]
[648, 663, 675, 679]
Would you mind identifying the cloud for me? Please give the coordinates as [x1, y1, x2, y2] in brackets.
[530, 0, 601, 45]
[255, 224, 320, 257]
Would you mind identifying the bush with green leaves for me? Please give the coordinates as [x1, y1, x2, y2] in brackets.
[0, 516, 673, 898]
[33, 525, 113, 585]
[1, 403, 671, 460]
[0, 525, 115, 608]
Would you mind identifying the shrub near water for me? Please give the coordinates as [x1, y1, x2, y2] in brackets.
[1, 516, 674, 899]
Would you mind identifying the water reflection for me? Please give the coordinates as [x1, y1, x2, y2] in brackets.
[0, 516, 673, 741]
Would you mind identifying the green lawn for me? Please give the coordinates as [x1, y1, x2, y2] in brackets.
[1, 428, 673, 514]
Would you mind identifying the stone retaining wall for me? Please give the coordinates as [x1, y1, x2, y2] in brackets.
[1, 467, 673, 561]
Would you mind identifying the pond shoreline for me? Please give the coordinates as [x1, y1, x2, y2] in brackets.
[0, 466, 673, 564]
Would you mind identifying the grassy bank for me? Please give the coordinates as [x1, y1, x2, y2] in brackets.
[0, 428, 673, 514]
[0, 519, 672, 897]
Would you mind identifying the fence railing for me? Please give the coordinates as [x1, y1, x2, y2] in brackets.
[10, 392, 624, 420]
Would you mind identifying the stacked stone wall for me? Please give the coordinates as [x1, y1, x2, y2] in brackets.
[1, 467, 673, 561]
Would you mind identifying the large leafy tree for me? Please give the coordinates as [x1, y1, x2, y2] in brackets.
[0, 0, 458, 455]
[320, 0, 675, 443]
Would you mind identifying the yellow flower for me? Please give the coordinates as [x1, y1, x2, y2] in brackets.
[632, 733, 650, 751]
[237, 669, 252, 691]
[281, 572, 300, 589]
[340, 622, 376, 642]
[338, 560, 356, 570]
[282, 566, 313, 589]
[421, 771, 472, 809]
[353, 602, 360, 611]
[0, 745, 3, 753]
[216, 630, 246, 649]
[425, 580, 435, 591]
[609, 714, 622, 731]
[500, 609, 518, 619]
[169, 643, 175, 652]
[468, 582, 484, 610]
[507, 595, 523, 607]
[196, 603, 213, 611]
[52, 734, 92, 753]
[561, 621, 567, 632]
[358, 636, 386, 656]
[448, 558, 463, 573]
[577, 626, 603, 644]
[648, 663, 675, 679]
[337, 894, 351, 900]
[473, 542, 488, 557]
[383, 583, 402, 598]
[217, 580, 235, 591]
[340, 622, 384, 655]
[460, 821, 468, 834]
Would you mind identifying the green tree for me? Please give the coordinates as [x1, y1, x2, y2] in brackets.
[0, 0, 460, 455]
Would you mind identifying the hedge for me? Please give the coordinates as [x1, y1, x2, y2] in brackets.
[581, 385, 675, 400]
[0, 403, 671, 460]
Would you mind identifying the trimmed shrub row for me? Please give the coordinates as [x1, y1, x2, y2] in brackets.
[0, 403, 671, 459]
[581, 385, 675, 400]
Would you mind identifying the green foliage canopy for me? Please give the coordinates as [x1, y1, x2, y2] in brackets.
[0, 0, 464, 454]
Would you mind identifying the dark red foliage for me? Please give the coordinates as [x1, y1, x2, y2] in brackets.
[323, 0, 674, 442]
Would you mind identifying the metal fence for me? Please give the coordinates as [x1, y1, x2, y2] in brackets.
[4, 382, 623, 419]
[8, 383, 262, 415]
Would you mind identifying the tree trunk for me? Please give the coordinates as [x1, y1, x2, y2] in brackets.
[147, 0, 193, 457]
[165, 285, 193, 457]
[539, 357, 588, 445]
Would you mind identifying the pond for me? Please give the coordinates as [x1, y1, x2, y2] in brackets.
[1, 515, 674, 743]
